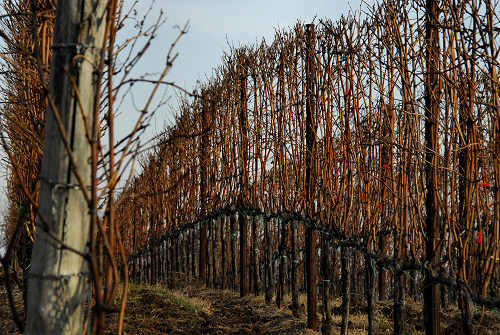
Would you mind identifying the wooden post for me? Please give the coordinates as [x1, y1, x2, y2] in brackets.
[340, 246, 351, 335]
[168, 240, 174, 287]
[206, 227, 211, 286]
[199, 92, 209, 283]
[191, 229, 196, 278]
[162, 241, 166, 283]
[320, 235, 331, 334]
[152, 247, 157, 285]
[486, 1, 500, 318]
[378, 103, 393, 301]
[424, 0, 441, 334]
[264, 217, 272, 303]
[184, 234, 188, 278]
[239, 214, 248, 296]
[212, 220, 217, 287]
[365, 254, 375, 335]
[251, 215, 259, 295]
[25, 1, 108, 333]
[174, 237, 180, 284]
[291, 221, 299, 316]
[221, 216, 227, 289]
[238, 58, 249, 297]
[230, 214, 237, 291]
[305, 23, 318, 330]
[277, 218, 286, 307]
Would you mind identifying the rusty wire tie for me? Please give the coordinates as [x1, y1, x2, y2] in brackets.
[40, 175, 82, 191]
[27, 272, 90, 281]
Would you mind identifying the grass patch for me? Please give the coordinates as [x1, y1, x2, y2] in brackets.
[106, 283, 211, 335]
[156, 287, 213, 317]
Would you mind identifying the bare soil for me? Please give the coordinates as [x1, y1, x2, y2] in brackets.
[2, 275, 500, 334]
[0, 274, 23, 334]
[106, 281, 312, 335]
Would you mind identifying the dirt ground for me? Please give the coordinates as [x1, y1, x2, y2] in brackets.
[2, 276, 500, 334]
[104, 279, 500, 335]
[106, 281, 313, 335]
[0, 274, 24, 335]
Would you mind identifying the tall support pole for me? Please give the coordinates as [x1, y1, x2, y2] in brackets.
[487, 0, 500, 313]
[305, 23, 318, 330]
[191, 228, 196, 278]
[206, 226, 211, 286]
[320, 234, 331, 334]
[221, 216, 227, 289]
[212, 219, 217, 287]
[238, 57, 249, 297]
[25, 1, 107, 334]
[199, 92, 209, 283]
[424, 0, 441, 334]
[457, 42, 474, 335]
[251, 215, 259, 295]
[340, 246, 351, 335]
[379, 105, 394, 302]
[365, 254, 375, 335]
[230, 214, 237, 290]
[291, 221, 299, 316]
[277, 218, 286, 307]
[264, 217, 272, 303]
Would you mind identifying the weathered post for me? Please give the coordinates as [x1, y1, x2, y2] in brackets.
[264, 217, 272, 303]
[221, 216, 227, 289]
[230, 214, 237, 290]
[291, 221, 299, 316]
[238, 56, 249, 297]
[305, 23, 318, 330]
[251, 215, 259, 295]
[25, 1, 108, 334]
[424, 0, 441, 334]
[199, 92, 209, 284]
[320, 234, 331, 334]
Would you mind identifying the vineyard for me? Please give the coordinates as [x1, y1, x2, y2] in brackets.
[0, 0, 499, 334]
[121, 0, 500, 333]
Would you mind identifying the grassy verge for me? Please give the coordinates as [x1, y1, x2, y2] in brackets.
[106, 283, 212, 335]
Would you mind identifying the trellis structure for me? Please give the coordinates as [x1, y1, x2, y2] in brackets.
[118, 0, 499, 334]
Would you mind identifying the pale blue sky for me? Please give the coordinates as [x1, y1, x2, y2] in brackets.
[118, 0, 374, 135]
[164, 0, 369, 91]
